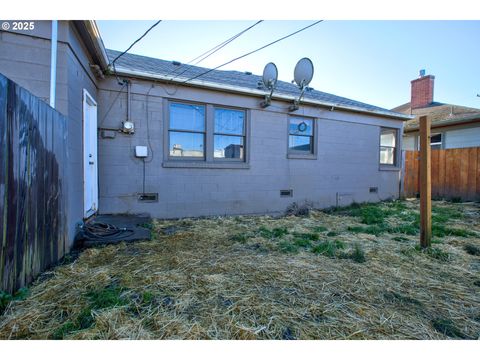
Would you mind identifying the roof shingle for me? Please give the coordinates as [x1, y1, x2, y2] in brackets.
[392, 101, 480, 131]
[107, 49, 407, 119]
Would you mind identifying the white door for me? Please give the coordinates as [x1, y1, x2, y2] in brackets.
[83, 89, 98, 218]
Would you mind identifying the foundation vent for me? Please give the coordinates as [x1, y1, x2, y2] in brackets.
[138, 193, 158, 202]
[280, 189, 293, 197]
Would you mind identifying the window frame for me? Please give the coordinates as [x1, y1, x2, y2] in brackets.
[379, 127, 399, 168]
[287, 115, 317, 160]
[163, 99, 250, 169]
[167, 101, 207, 161]
[213, 106, 247, 162]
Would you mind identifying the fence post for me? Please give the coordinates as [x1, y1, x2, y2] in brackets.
[419, 115, 432, 248]
[400, 150, 406, 198]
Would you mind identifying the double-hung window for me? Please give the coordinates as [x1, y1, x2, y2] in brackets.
[288, 117, 314, 154]
[380, 128, 398, 166]
[214, 108, 246, 161]
[168, 102, 206, 159]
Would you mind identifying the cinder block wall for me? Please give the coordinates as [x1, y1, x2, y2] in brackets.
[0, 21, 98, 248]
[97, 76, 403, 218]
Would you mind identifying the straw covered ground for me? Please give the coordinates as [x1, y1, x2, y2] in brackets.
[1, 199, 479, 340]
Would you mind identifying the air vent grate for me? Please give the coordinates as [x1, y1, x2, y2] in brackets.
[280, 189, 293, 197]
[138, 193, 158, 202]
[369, 187, 378, 193]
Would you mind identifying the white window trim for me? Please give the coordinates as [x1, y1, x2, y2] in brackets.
[416, 132, 443, 150]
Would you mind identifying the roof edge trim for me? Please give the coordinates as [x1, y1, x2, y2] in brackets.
[83, 21, 109, 70]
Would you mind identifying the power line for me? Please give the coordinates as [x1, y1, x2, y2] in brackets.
[182, 20, 324, 84]
[168, 20, 263, 81]
[110, 20, 162, 84]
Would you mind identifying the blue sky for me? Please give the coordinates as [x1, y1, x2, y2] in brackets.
[97, 20, 480, 110]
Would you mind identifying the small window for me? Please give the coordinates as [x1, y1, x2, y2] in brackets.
[214, 108, 245, 160]
[380, 128, 398, 166]
[430, 133, 442, 149]
[169, 102, 205, 158]
[416, 133, 443, 150]
[289, 117, 314, 154]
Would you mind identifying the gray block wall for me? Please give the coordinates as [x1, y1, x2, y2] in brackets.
[97, 77, 403, 218]
[0, 21, 98, 248]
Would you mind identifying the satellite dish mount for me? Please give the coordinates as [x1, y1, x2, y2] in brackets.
[289, 57, 314, 112]
[260, 62, 278, 108]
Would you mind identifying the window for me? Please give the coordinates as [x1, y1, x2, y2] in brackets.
[214, 108, 245, 160]
[165, 101, 248, 167]
[168, 102, 205, 158]
[380, 128, 398, 166]
[417, 133, 442, 150]
[430, 133, 442, 149]
[288, 117, 314, 154]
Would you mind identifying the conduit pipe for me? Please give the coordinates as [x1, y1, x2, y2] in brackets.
[49, 20, 58, 108]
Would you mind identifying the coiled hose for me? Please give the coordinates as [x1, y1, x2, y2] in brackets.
[82, 222, 134, 240]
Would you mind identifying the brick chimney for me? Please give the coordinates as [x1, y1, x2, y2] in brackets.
[411, 70, 435, 109]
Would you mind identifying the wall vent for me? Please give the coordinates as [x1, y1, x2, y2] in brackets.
[138, 193, 158, 202]
[280, 189, 293, 197]
[369, 187, 378, 193]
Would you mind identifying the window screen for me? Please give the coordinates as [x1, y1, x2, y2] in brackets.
[380, 128, 397, 165]
[213, 108, 245, 160]
[169, 102, 206, 158]
[289, 117, 314, 154]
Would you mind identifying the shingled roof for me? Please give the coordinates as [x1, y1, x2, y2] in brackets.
[106, 49, 409, 120]
[392, 101, 480, 131]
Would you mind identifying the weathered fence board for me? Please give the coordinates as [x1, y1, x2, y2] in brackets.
[403, 147, 480, 201]
[0, 73, 68, 293]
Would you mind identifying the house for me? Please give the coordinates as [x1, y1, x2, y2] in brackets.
[1, 20, 410, 252]
[393, 71, 480, 150]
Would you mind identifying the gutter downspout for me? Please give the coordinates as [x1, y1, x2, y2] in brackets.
[49, 20, 58, 109]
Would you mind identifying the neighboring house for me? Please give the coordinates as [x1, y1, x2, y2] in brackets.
[393, 72, 480, 150]
[0, 20, 410, 250]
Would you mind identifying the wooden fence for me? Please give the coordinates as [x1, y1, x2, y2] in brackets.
[403, 147, 480, 201]
[0, 73, 68, 293]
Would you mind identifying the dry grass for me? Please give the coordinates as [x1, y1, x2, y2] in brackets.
[0, 199, 479, 340]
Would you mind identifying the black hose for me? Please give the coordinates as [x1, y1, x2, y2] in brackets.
[83, 222, 134, 240]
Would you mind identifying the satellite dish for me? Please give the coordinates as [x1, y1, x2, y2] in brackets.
[289, 57, 315, 112]
[260, 62, 278, 108]
[262, 62, 278, 89]
[293, 57, 314, 88]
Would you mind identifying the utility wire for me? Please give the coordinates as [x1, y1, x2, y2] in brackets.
[110, 20, 162, 84]
[169, 20, 263, 81]
[99, 81, 128, 128]
[182, 20, 324, 84]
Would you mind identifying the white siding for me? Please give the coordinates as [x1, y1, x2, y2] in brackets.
[445, 126, 480, 149]
[402, 135, 416, 150]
